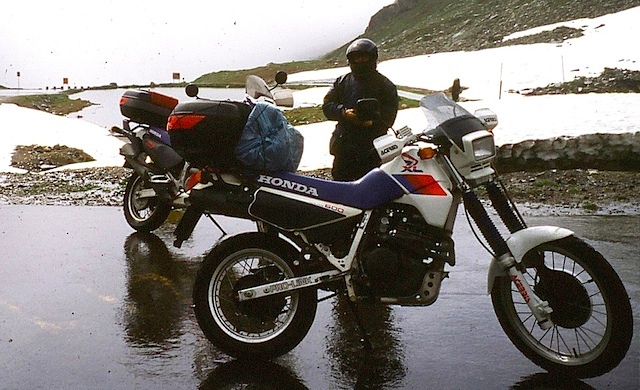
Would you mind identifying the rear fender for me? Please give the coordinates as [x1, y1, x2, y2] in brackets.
[121, 152, 149, 178]
[119, 142, 139, 159]
[487, 226, 574, 293]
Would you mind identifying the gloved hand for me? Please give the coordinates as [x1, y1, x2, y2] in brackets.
[342, 108, 373, 127]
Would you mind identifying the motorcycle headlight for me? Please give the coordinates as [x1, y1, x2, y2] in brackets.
[472, 135, 495, 162]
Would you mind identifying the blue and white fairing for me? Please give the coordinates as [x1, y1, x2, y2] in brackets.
[247, 93, 495, 232]
[247, 153, 455, 231]
[247, 169, 405, 231]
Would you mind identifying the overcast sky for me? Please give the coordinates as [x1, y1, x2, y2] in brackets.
[1, 0, 394, 88]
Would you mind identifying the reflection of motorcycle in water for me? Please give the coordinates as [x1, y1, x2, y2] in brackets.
[328, 297, 405, 389]
[121, 232, 190, 346]
[512, 373, 594, 390]
[181, 92, 632, 379]
[198, 359, 307, 390]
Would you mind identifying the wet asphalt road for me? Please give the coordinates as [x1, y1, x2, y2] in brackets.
[0, 205, 638, 389]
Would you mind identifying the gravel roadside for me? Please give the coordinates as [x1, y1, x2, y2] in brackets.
[1, 166, 638, 216]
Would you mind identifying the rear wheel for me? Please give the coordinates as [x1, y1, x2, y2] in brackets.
[193, 233, 317, 359]
[123, 172, 171, 232]
[491, 236, 633, 378]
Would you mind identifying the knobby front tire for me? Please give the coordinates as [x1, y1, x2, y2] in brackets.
[491, 236, 633, 378]
[193, 233, 317, 360]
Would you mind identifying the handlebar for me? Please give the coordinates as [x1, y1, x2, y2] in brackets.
[110, 125, 128, 136]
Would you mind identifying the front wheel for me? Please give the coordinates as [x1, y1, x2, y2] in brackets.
[491, 236, 633, 378]
[193, 232, 317, 360]
[123, 172, 171, 232]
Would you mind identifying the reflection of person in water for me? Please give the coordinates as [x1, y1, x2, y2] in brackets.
[327, 296, 406, 388]
[121, 232, 189, 346]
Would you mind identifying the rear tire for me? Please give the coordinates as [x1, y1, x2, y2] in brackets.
[193, 232, 317, 360]
[123, 172, 171, 232]
[491, 236, 633, 378]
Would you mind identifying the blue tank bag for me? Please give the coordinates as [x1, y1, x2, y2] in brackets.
[235, 102, 304, 172]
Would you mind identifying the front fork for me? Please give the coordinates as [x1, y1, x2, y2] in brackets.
[495, 253, 553, 329]
[455, 174, 553, 329]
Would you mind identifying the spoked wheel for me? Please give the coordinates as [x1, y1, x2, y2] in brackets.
[193, 233, 317, 360]
[492, 236, 633, 378]
[123, 172, 171, 232]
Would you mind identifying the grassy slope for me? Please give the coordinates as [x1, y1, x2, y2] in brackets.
[1, 92, 93, 115]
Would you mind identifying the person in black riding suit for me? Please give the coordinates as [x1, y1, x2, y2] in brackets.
[322, 38, 399, 181]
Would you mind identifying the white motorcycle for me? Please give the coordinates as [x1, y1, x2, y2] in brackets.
[179, 93, 632, 378]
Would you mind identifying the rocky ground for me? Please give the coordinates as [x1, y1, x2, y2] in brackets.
[521, 68, 640, 95]
[0, 166, 638, 216]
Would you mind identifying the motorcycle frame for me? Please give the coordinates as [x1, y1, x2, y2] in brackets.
[236, 146, 460, 305]
[234, 133, 556, 328]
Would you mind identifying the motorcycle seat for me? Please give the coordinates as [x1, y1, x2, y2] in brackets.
[254, 169, 405, 210]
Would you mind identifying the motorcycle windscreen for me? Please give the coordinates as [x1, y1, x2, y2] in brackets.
[248, 188, 360, 231]
[245, 75, 272, 100]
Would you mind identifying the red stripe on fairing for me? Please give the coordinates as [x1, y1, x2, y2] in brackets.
[394, 174, 448, 196]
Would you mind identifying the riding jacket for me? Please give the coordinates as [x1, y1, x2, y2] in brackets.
[323, 71, 398, 181]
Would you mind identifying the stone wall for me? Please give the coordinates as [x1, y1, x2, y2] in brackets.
[494, 132, 640, 172]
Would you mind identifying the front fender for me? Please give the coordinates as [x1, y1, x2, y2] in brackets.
[487, 226, 574, 293]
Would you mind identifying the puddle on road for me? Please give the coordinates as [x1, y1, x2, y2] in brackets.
[0, 206, 636, 389]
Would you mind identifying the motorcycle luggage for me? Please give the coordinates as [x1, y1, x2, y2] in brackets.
[141, 134, 184, 171]
[120, 90, 179, 128]
[168, 100, 252, 169]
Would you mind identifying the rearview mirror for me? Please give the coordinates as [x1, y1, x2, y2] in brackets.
[275, 71, 288, 85]
[185, 84, 199, 98]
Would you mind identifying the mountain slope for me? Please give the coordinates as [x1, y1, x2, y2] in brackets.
[323, 0, 639, 63]
[194, 0, 638, 85]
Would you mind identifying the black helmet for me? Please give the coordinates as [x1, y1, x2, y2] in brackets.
[346, 38, 378, 62]
[346, 38, 378, 77]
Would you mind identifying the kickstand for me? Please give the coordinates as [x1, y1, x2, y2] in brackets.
[344, 297, 372, 350]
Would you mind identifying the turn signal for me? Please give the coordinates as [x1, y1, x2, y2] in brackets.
[185, 170, 203, 191]
[418, 147, 436, 159]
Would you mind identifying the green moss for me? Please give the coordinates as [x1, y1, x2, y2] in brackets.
[4, 93, 93, 115]
[533, 178, 555, 187]
[581, 202, 598, 211]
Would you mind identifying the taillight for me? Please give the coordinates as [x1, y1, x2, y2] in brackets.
[167, 114, 205, 130]
[149, 91, 178, 109]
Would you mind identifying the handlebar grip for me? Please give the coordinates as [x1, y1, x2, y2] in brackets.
[110, 126, 124, 135]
